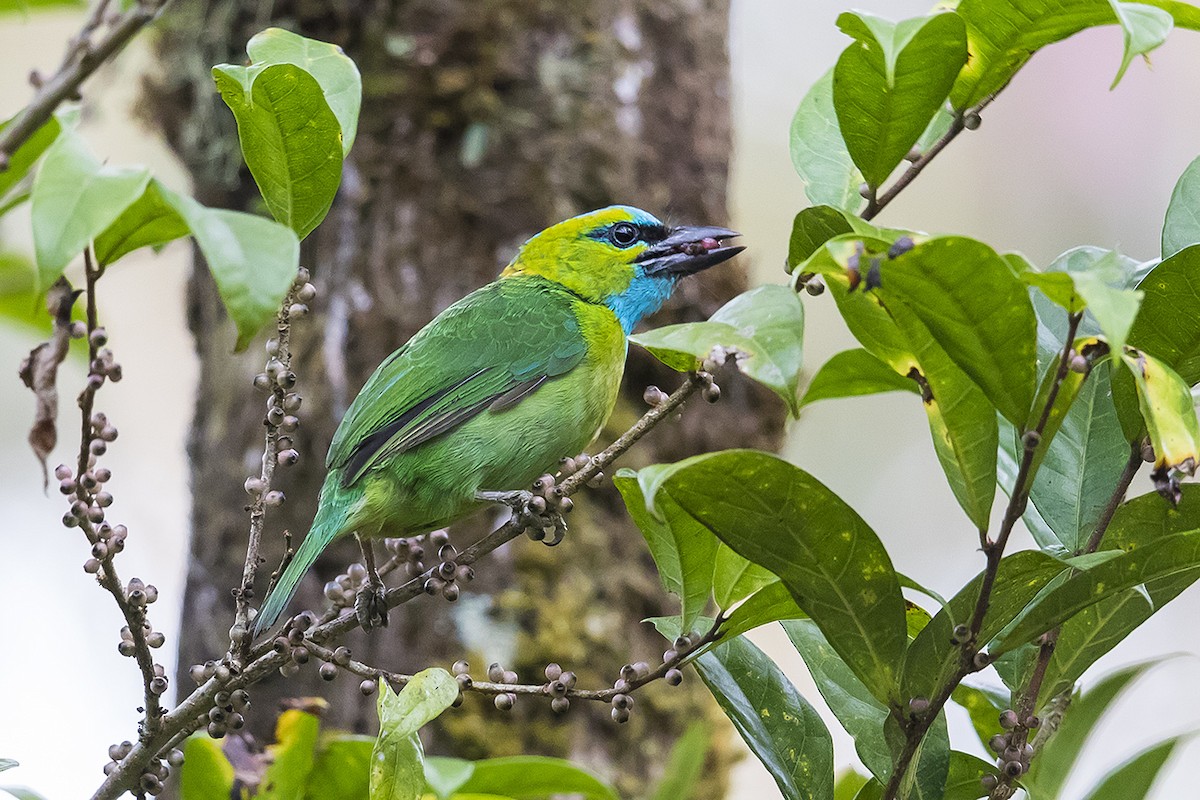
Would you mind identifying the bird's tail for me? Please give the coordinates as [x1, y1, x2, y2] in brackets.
[253, 475, 355, 635]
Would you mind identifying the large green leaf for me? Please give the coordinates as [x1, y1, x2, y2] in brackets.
[1022, 661, 1161, 799]
[304, 736, 373, 800]
[213, 63, 343, 239]
[942, 752, 995, 800]
[656, 450, 907, 704]
[1162, 155, 1200, 258]
[243, 27, 362, 155]
[712, 544, 777, 611]
[0, 111, 60, 202]
[180, 735, 234, 800]
[790, 69, 864, 212]
[878, 236, 1038, 425]
[1024, 362, 1132, 553]
[0, 762, 14, 774]
[260, 709, 321, 800]
[93, 179, 191, 268]
[901, 551, 1066, 703]
[993, 530, 1200, 654]
[425, 756, 617, 800]
[30, 127, 150, 288]
[158, 185, 300, 350]
[1081, 738, 1181, 800]
[1129, 245, 1200, 385]
[696, 634, 834, 800]
[806, 239, 998, 527]
[716, 582, 807, 646]
[950, 683, 1008, 752]
[951, 0, 1189, 110]
[632, 285, 805, 415]
[799, 348, 920, 408]
[371, 670, 458, 800]
[614, 472, 683, 598]
[833, 11, 967, 187]
[1108, 1, 1174, 87]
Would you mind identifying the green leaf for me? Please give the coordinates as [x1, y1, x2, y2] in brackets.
[1121, 349, 1200, 473]
[0, 788, 48, 800]
[243, 27, 362, 155]
[656, 450, 908, 703]
[371, 670, 459, 800]
[993, 531, 1200, 654]
[213, 62, 343, 239]
[0, 763, 13, 775]
[834, 771, 871, 800]
[713, 544, 777, 610]
[799, 348, 920, 408]
[649, 724, 709, 800]
[784, 619, 891, 779]
[304, 736, 373, 800]
[789, 206, 853, 270]
[423, 757, 475, 800]
[614, 469, 715, 632]
[833, 12, 967, 187]
[1023, 661, 1161, 798]
[615, 472, 682, 597]
[951, 0, 1192, 110]
[0, 111, 60, 202]
[1108, 1, 1174, 88]
[1129, 244, 1200, 385]
[446, 756, 617, 800]
[632, 285, 805, 416]
[901, 551, 1066, 703]
[1081, 737, 1181, 800]
[717, 581, 807, 645]
[1162, 156, 1200, 257]
[260, 709, 321, 800]
[157, 185, 300, 350]
[93, 179, 191, 267]
[790, 69, 864, 212]
[30, 127, 150, 288]
[180, 735, 234, 800]
[942, 752, 996, 800]
[879, 236, 1038, 425]
[695, 634, 834, 800]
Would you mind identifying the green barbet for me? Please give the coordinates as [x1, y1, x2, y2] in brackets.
[254, 205, 742, 633]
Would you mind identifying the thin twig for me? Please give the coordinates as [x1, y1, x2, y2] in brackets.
[91, 373, 706, 800]
[988, 439, 1143, 799]
[231, 284, 300, 663]
[0, 0, 168, 166]
[880, 312, 1084, 800]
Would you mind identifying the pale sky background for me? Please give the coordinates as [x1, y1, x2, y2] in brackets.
[2, 2, 1200, 799]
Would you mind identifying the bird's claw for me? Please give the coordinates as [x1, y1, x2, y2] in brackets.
[354, 581, 389, 630]
[476, 477, 571, 546]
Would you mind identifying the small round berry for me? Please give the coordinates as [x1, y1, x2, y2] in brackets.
[544, 662, 562, 681]
[999, 709, 1019, 729]
[611, 707, 630, 724]
[320, 662, 338, 681]
[665, 668, 683, 686]
[494, 693, 514, 711]
[963, 111, 982, 130]
[488, 662, 504, 682]
[551, 696, 570, 713]
[360, 679, 377, 697]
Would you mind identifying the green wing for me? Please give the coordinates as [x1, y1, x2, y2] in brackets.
[328, 276, 588, 486]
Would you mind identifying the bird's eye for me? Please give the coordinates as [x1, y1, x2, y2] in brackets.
[609, 222, 639, 248]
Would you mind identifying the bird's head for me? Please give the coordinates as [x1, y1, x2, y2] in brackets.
[502, 205, 743, 334]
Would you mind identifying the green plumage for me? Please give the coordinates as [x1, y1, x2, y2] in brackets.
[254, 205, 740, 633]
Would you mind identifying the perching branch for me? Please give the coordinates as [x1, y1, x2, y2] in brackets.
[0, 0, 168, 167]
[880, 311, 1086, 800]
[90, 371, 707, 800]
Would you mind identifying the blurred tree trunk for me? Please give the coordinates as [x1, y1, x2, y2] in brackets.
[148, 1, 780, 796]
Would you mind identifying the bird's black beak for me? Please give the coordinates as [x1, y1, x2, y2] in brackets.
[635, 225, 744, 276]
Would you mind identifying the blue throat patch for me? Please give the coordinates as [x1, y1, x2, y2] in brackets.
[606, 273, 676, 335]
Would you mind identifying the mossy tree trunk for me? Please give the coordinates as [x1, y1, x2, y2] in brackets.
[148, 1, 780, 795]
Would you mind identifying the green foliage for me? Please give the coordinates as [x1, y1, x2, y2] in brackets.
[647, 723, 709, 800]
[213, 28, 361, 239]
[372, 670, 459, 800]
[1162, 155, 1200, 257]
[832, 11, 967, 188]
[424, 756, 617, 800]
[799, 348, 919, 408]
[0, 111, 60, 205]
[180, 735, 235, 799]
[790, 70, 863, 212]
[694, 633, 834, 800]
[632, 284, 805, 415]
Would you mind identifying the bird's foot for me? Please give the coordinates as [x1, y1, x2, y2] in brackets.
[354, 580, 389, 630]
[476, 473, 572, 546]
